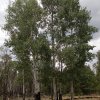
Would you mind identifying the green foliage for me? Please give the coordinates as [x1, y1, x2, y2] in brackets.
[4, 0, 43, 84]
[96, 51, 100, 93]
[3, 0, 98, 97]
[77, 66, 96, 95]
[62, 66, 96, 95]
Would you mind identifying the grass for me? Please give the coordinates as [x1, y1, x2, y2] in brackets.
[1, 96, 100, 100]
[9, 98, 100, 100]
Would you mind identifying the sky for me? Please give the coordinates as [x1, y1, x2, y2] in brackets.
[0, 0, 100, 53]
[79, 0, 100, 54]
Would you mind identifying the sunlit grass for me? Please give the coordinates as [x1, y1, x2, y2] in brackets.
[1, 96, 100, 100]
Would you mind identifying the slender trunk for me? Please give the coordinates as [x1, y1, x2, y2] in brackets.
[34, 76, 40, 100]
[59, 61, 63, 100]
[23, 70, 25, 100]
[3, 65, 8, 100]
[34, 72, 40, 100]
[59, 83, 62, 100]
[33, 58, 40, 100]
[17, 93, 20, 100]
[53, 78, 57, 100]
[59, 93, 62, 100]
[51, 2, 57, 100]
[70, 80, 74, 100]
[56, 81, 58, 100]
[51, 81, 53, 100]
[3, 81, 7, 100]
[8, 79, 12, 99]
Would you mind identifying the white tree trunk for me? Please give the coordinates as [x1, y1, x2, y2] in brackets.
[23, 70, 25, 100]
[33, 66, 40, 94]
[32, 57, 40, 100]
[53, 78, 57, 100]
[71, 80, 74, 100]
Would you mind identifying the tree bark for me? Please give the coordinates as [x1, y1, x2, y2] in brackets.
[59, 61, 63, 100]
[33, 58, 40, 100]
[3, 81, 7, 100]
[53, 78, 57, 100]
[59, 83, 62, 100]
[34, 70, 40, 100]
[23, 70, 25, 100]
[51, 80, 53, 100]
[70, 80, 74, 100]
[59, 93, 62, 100]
